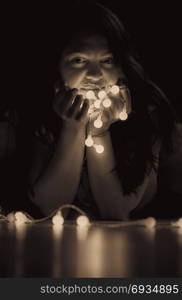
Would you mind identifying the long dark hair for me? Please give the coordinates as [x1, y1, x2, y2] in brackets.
[46, 1, 177, 188]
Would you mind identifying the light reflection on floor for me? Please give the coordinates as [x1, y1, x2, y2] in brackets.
[74, 225, 132, 277]
[0, 220, 182, 277]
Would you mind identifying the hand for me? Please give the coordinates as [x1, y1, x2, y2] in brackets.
[53, 80, 89, 130]
[88, 86, 132, 137]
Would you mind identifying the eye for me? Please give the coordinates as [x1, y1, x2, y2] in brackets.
[100, 57, 114, 67]
[69, 57, 87, 68]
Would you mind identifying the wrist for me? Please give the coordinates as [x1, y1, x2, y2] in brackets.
[89, 120, 111, 138]
[60, 121, 86, 140]
[62, 120, 85, 132]
[91, 130, 109, 138]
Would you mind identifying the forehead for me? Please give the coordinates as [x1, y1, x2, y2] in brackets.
[63, 35, 110, 55]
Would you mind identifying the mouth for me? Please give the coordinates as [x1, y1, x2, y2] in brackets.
[80, 83, 106, 90]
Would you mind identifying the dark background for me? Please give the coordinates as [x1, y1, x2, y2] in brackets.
[2, 0, 182, 120]
[1, 0, 181, 218]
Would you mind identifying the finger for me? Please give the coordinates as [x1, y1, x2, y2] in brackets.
[89, 110, 100, 123]
[66, 95, 83, 118]
[59, 89, 78, 115]
[53, 88, 77, 117]
[102, 108, 111, 122]
[107, 93, 125, 116]
[107, 102, 123, 122]
[108, 89, 125, 104]
[77, 99, 89, 120]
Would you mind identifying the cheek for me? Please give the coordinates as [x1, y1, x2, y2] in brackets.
[60, 66, 86, 88]
[109, 68, 126, 85]
[104, 69, 121, 85]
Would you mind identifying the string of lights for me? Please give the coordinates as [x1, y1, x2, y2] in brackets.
[0, 205, 90, 227]
[80, 84, 128, 154]
[0, 205, 182, 228]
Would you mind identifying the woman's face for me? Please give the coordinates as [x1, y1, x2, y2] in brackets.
[59, 34, 125, 90]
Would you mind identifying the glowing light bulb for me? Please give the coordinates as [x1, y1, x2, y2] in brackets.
[94, 99, 101, 109]
[15, 220, 25, 226]
[102, 98, 111, 108]
[94, 118, 103, 128]
[136, 217, 156, 228]
[85, 90, 96, 100]
[94, 144, 104, 153]
[52, 211, 64, 226]
[171, 218, 182, 228]
[98, 90, 106, 100]
[15, 212, 29, 224]
[119, 110, 128, 121]
[85, 135, 94, 147]
[110, 85, 120, 95]
[7, 212, 15, 222]
[76, 215, 90, 227]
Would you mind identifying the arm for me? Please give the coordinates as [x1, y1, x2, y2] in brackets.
[86, 87, 160, 220]
[86, 131, 159, 220]
[29, 88, 89, 215]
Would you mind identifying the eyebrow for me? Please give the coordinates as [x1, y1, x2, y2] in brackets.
[65, 51, 113, 59]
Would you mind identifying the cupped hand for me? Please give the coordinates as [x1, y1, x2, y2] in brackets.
[88, 86, 132, 137]
[53, 81, 89, 130]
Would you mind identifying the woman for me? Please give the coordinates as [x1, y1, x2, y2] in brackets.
[27, 2, 177, 220]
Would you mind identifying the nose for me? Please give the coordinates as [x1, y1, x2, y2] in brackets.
[85, 63, 103, 81]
